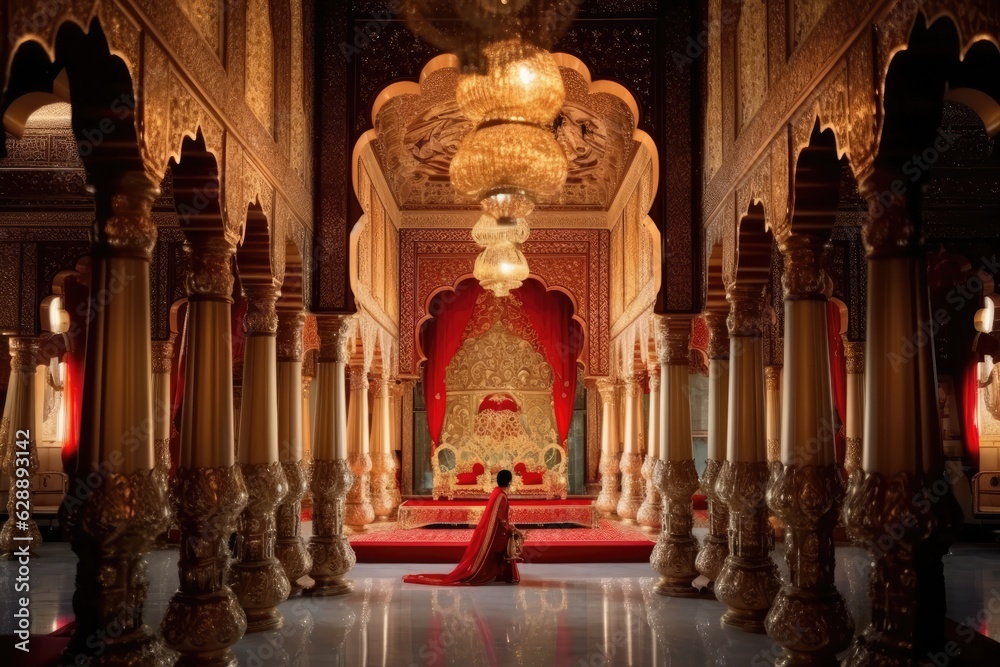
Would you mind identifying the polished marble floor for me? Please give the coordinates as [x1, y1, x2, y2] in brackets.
[2, 528, 998, 666]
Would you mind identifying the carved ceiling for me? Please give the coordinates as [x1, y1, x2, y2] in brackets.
[371, 64, 638, 211]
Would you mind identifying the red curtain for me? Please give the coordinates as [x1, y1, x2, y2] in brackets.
[61, 274, 90, 473]
[826, 301, 847, 466]
[515, 281, 581, 446]
[955, 350, 981, 473]
[423, 282, 483, 447]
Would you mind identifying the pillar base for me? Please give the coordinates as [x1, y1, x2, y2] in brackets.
[767, 586, 852, 667]
[161, 466, 248, 664]
[307, 459, 356, 597]
[695, 458, 728, 586]
[276, 460, 312, 597]
[636, 455, 662, 529]
[617, 452, 645, 520]
[651, 459, 701, 597]
[595, 452, 621, 516]
[716, 556, 781, 633]
[371, 451, 401, 519]
[346, 453, 375, 526]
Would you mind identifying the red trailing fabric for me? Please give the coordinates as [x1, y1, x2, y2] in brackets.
[403, 486, 518, 585]
[423, 281, 483, 448]
[826, 301, 847, 467]
[514, 280, 581, 446]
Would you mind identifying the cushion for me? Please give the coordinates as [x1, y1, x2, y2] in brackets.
[456, 462, 485, 485]
[520, 471, 545, 485]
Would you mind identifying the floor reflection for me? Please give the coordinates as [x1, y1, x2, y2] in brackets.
[2, 542, 998, 665]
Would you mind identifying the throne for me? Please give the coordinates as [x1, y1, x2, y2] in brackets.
[431, 321, 568, 499]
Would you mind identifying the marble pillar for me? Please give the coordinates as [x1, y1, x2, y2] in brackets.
[594, 378, 621, 515]
[695, 311, 730, 587]
[842, 171, 962, 665]
[346, 364, 375, 527]
[275, 311, 312, 597]
[161, 232, 248, 666]
[617, 372, 646, 521]
[306, 315, 356, 596]
[651, 316, 701, 598]
[842, 339, 865, 477]
[636, 364, 662, 529]
[370, 375, 400, 519]
[715, 285, 780, 632]
[0, 338, 41, 556]
[766, 234, 853, 664]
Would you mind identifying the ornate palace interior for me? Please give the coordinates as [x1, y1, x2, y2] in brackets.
[1, 1, 1000, 665]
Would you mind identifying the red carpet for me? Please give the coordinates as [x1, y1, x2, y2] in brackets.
[349, 519, 656, 564]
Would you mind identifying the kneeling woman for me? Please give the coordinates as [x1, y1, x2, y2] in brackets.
[403, 470, 521, 585]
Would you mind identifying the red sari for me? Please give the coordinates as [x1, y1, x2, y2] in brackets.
[403, 487, 520, 586]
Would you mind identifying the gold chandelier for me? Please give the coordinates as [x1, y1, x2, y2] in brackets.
[450, 38, 568, 297]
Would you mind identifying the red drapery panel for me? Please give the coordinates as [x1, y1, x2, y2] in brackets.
[61, 274, 90, 473]
[514, 280, 580, 446]
[955, 350, 981, 473]
[423, 282, 483, 447]
[826, 301, 847, 467]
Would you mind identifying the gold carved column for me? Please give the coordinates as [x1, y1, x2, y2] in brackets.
[651, 316, 700, 597]
[370, 375, 400, 519]
[275, 311, 312, 597]
[346, 364, 375, 527]
[594, 378, 621, 515]
[764, 364, 782, 467]
[396, 378, 415, 497]
[60, 172, 171, 666]
[151, 339, 174, 483]
[230, 284, 291, 632]
[0, 338, 41, 555]
[306, 315, 356, 596]
[765, 234, 854, 664]
[842, 340, 865, 477]
[161, 232, 248, 666]
[617, 372, 646, 521]
[695, 312, 729, 588]
[636, 364, 662, 529]
[715, 285, 779, 632]
[842, 171, 961, 665]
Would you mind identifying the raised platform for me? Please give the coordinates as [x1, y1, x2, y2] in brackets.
[396, 498, 598, 529]
[349, 519, 656, 564]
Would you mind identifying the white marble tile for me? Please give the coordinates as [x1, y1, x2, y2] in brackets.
[2, 537, 998, 665]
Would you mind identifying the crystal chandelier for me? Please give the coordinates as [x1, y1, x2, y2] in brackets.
[450, 38, 568, 297]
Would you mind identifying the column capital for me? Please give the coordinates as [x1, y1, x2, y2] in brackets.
[151, 339, 175, 375]
[704, 311, 730, 360]
[7, 337, 37, 372]
[726, 285, 764, 337]
[370, 376, 392, 397]
[186, 234, 236, 300]
[242, 284, 280, 336]
[843, 339, 865, 375]
[622, 373, 643, 398]
[316, 315, 355, 364]
[276, 311, 306, 361]
[647, 364, 661, 393]
[655, 316, 691, 365]
[349, 365, 369, 391]
[858, 167, 918, 259]
[764, 365, 782, 393]
[596, 377, 617, 404]
[779, 234, 828, 300]
[95, 170, 160, 259]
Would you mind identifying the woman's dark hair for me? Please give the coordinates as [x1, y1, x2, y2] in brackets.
[497, 469, 513, 488]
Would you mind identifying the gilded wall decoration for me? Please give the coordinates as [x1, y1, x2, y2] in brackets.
[791, 0, 831, 51]
[610, 216, 624, 324]
[705, 0, 723, 183]
[245, 0, 275, 134]
[399, 228, 609, 378]
[737, 0, 768, 131]
[289, 0, 306, 181]
[179, 0, 222, 55]
[370, 60, 638, 211]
